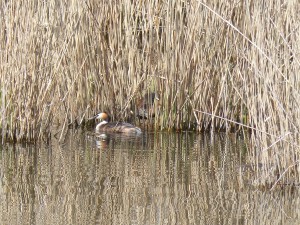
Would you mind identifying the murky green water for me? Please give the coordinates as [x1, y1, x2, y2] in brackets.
[0, 131, 299, 224]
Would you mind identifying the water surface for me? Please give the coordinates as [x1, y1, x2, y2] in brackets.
[0, 131, 299, 224]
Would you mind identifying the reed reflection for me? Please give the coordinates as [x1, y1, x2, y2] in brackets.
[0, 132, 299, 224]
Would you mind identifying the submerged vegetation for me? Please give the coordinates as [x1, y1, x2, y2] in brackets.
[1, 1, 300, 185]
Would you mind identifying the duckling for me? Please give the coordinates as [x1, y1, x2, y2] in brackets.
[95, 112, 142, 134]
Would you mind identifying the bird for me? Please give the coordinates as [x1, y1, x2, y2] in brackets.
[95, 112, 142, 134]
[136, 92, 159, 119]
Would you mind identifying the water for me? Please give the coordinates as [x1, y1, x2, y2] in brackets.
[0, 131, 299, 224]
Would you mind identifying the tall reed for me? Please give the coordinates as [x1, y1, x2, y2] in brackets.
[1, 1, 300, 184]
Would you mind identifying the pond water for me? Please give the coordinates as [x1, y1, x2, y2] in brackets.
[0, 131, 299, 224]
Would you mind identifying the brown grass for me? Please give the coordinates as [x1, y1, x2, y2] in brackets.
[1, 1, 300, 183]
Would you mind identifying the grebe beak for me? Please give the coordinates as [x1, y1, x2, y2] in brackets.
[87, 114, 100, 120]
[95, 113, 102, 120]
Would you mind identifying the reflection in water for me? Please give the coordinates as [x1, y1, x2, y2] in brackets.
[95, 132, 145, 150]
[0, 131, 299, 224]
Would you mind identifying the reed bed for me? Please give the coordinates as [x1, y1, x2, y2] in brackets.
[1, 1, 300, 185]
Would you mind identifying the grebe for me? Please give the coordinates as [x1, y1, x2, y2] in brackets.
[95, 112, 142, 134]
[136, 92, 159, 119]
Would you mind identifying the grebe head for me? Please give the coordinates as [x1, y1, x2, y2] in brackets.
[96, 112, 109, 121]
